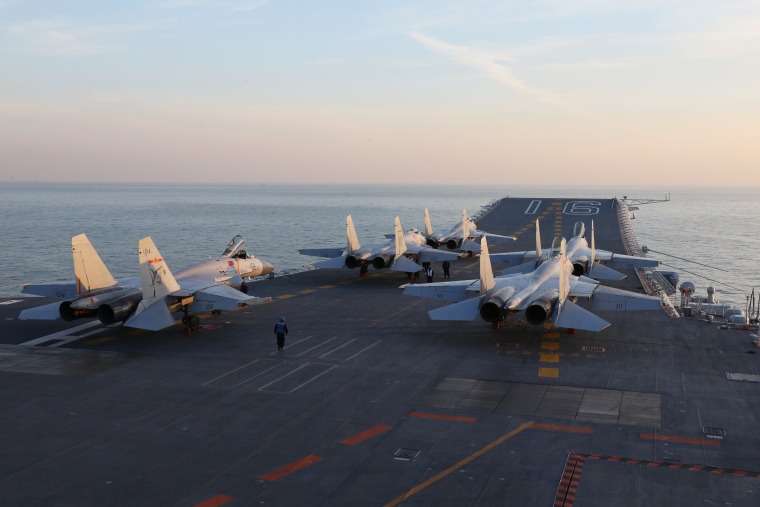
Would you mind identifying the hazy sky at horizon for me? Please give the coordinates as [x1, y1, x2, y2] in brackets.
[2, 1, 759, 186]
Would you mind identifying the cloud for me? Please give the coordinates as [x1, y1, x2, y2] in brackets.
[153, 0, 269, 11]
[409, 31, 596, 118]
[5, 18, 144, 56]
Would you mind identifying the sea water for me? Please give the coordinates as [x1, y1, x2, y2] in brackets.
[0, 183, 756, 308]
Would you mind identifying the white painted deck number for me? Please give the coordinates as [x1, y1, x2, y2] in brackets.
[563, 201, 601, 215]
[525, 200, 601, 215]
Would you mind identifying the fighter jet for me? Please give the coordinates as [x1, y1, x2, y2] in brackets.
[424, 208, 516, 252]
[490, 220, 659, 280]
[403, 236, 663, 332]
[299, 215, 460, 274]
[19, 234, 274, 330]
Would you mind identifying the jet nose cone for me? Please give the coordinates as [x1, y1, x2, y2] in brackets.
[261, 260, 275, 276]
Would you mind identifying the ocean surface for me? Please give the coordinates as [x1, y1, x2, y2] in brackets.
[0, 183, 756, 308]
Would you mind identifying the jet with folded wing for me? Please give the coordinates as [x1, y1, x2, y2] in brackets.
[490, 220, 659, 280]
[424, 208, 516, 252]
[403, 236, 663, 332]
[299, 215, 461, 274]
[19, 234, 274, 331]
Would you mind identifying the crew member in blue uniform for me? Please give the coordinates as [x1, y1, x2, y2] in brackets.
[274, 316, 289, 351]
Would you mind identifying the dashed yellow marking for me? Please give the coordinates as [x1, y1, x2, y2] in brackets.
[319, 285, 336, 289]
[522, 351, 533, 356]
[277, 294, 296, 299]
[538, 367, 560, 378]
[298, 289, 317, 295]
[541, 342, 560, 351]
[540, 353, 560, 363]
[543, 332, 560, 339]
[337, 280, 354, 285]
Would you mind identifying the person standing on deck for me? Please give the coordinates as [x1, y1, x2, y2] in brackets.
[274, 316, 288, 351]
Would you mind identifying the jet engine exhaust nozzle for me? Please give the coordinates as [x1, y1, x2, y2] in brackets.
[372, 255, 392, 270]
[525, 297, 556, 326]
[479, 287, 516, 323]
[446, 238, 462, 250]
[345, 256, 359, 269]
[59, 301, 97, 321]
[97, 293, 143, 325]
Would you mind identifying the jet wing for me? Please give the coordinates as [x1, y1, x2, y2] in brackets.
[481, 232, 517, 243]
[298, 247, 345, 259]
[416, 249, 461, 263]
[403, 279, 477, 302]
[314, 256, 348, 269]
[606, 254, 660, 269]
[490, 252, 532, 268]
[20, 283, 79, 299]
[190, 283, 271, 313]
[587, 286, 663, 311]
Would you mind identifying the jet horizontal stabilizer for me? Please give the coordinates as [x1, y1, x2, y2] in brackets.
[588, 263, 626, 281]
[461, 239, 481, 252]
[554, 299, 610, 332]
[124, 299, 176, 331]
[18, 301, 64, 320]
[313, 256, 350, 269]
[390, 255, 422, 273]
[417, 249, 461, 263]
[428, 297, 481, 321]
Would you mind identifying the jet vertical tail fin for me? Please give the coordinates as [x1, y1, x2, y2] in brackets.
[535, 219, 543, 260]
[346, 215, 361, 254]
[461, 209, 469, 245]
[589, 220, 597, 276]
[393, 216, 407, 257]
[137, 237, 180, 299]
[71, 234, 117, 293]
[424, 208, 433, 237]
[390, 216, 420, 272]
[125, 237, 181, 331]
[558, 238, 569, 301]
[479, 237, 495, 295]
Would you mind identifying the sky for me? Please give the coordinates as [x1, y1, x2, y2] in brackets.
[1, 0, 759, 186]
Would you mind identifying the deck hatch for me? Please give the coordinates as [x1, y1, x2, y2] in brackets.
[394, 448, 420, 461]
[702, 427, 727, 439]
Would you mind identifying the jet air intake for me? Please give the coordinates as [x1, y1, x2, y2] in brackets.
[479, 287, 516, 323]
[97, 292, 144, 325]
[525, 289, 559, 326]
[371, 255, 393, 270]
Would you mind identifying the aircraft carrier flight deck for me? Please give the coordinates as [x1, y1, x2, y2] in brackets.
[1, 197, 758, 507]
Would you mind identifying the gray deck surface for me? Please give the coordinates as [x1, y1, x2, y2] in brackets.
[1, 197, 758, 507]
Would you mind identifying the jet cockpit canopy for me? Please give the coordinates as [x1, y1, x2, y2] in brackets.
[573, 221, 586, 238]
[223, 235, 246, 258]
[550, 236, 566, 258]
